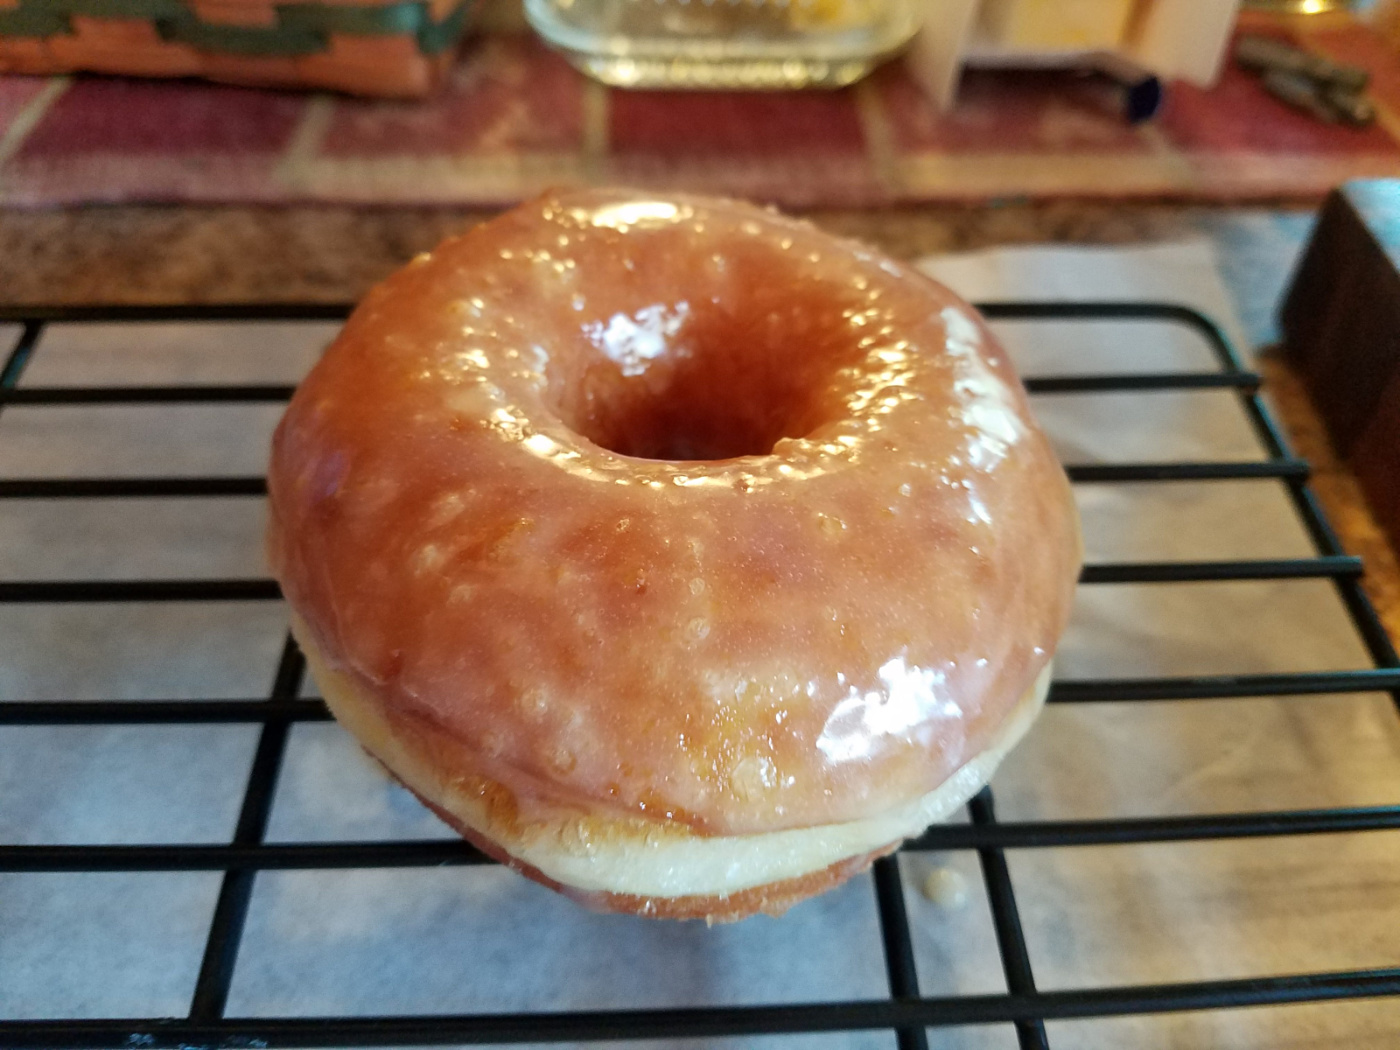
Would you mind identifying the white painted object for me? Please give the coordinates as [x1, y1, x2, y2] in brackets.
[906, 0, 1242, 110]
[979, 0, 1138, 50]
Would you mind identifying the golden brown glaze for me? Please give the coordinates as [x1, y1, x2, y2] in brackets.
[267, 189, 1082, 848]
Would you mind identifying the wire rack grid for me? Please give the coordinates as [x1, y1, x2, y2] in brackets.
[0, 300, 1397, 1050]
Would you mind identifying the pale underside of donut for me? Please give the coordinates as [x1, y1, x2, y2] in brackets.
[297, 615, 1049, 922]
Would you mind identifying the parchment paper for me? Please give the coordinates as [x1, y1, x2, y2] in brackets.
[2, 243, 1398, 1050]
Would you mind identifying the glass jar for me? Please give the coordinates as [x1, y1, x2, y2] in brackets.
[524, 0, 924, 88]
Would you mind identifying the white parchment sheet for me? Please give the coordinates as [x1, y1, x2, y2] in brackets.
[1, 242, 1398, 1050]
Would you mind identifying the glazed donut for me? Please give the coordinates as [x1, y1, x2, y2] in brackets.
[268, 189, 1081, 922]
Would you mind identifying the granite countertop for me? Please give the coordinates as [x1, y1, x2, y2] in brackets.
[0, 202, 1215, 304]
[1, 200, 1396, 647]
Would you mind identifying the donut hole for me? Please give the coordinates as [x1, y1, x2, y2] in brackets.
[546, 288, 860, 462]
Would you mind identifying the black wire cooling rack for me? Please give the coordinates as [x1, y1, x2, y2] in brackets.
[0, 300, 1398, 1050]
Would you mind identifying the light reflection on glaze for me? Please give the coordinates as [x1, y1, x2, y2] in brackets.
[940, 306, 1025, 470]
[576, 200, 688, 231]
[816, 655, 964, 764]
[584, 302, 691, 377]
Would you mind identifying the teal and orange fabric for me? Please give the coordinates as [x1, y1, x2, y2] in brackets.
[0, 0, 471, 95]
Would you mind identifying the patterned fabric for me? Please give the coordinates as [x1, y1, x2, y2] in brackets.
[0, 0, 469, 96]
[0, 18, 1398, 206]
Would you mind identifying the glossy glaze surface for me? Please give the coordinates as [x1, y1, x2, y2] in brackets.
[268, 189, 1082, 836]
